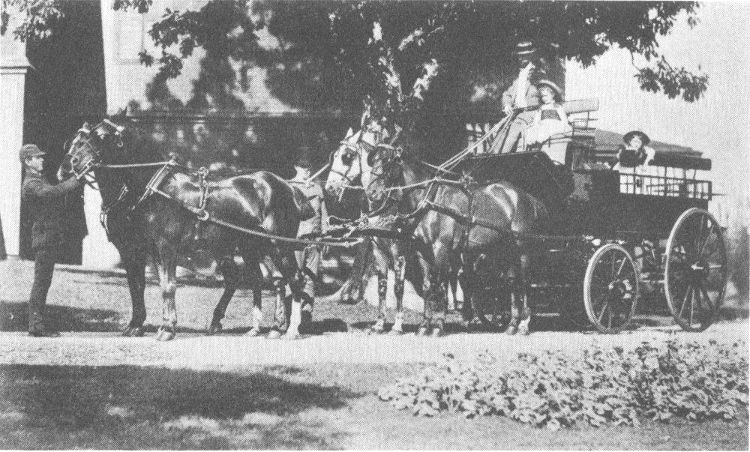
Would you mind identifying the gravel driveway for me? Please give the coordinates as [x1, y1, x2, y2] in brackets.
[1, 258, 747, 370]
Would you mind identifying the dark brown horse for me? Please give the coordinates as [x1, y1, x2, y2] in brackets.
[329, 130, 549, 335]
[58, 120, 310, 340]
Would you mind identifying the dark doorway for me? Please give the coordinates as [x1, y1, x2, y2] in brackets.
[21, 0, 106, 263]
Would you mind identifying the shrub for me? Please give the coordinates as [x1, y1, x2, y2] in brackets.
[378, 340, 748, 429]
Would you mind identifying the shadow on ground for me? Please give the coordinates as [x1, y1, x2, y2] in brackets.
[0, 364, 358, 449]
[0, 300, 123, 333]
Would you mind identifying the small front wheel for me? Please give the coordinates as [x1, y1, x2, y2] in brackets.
[583, 243, 639, 333]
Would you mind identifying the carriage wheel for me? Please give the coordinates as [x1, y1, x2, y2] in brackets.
[583, 244, 639, 333]
[665, 208, 727, 332]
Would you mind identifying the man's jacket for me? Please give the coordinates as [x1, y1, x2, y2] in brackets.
[21, 170, 79, 250]
[502, 66, 547, 110]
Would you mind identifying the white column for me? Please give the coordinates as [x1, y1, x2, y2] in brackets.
[0, 31, 30, 257]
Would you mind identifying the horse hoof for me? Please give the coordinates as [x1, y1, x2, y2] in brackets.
[283, 331, 301, 340]
[122, 326, 144, 337]
[505, 326, 518, 336]
[430, 327, 444, 338]
[245, 327, 261, 337]
[156, 329, 175, 341]
[387, 328, 404, 336]
[518, 325, 530, 336]
[267, 329, 282, 340]
[206, 322, 222, 336]
[416, 326, 429, 337]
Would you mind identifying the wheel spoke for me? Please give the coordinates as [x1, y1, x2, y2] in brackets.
[616, 257, 628, 277]
[697, 223, 716, 257]
[695, 215, 706, 254]
[679, 285, 692, 319]
[700, 284, 716, 311]
[689, 286, 696, 326]
[597, 299, 610, 323]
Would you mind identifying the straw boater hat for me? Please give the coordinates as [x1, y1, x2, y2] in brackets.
[536, 79, 563, 100]
[623, 130, 651, 146]
[514, 41, 537, 57]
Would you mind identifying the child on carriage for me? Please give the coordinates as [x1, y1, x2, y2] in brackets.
[612, 130, 658, 194]
[524, 80, 573, 163]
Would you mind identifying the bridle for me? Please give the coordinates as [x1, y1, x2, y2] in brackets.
[328, 139, 363, 191]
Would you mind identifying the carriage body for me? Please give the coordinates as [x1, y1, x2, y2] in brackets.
[454, 106, 725, 333]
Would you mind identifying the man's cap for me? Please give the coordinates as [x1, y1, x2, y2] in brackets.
[514, 41, 537, 56]
[19, 144, 46, 161]
[536, 79, 563, 98]
[294, 146, 313, 169]
[623, 130, 651, 146]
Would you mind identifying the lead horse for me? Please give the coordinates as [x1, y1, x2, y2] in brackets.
[58, 119, 310, 340]
[327, 126, 550, 335]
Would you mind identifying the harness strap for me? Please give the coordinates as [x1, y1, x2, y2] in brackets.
[147, 186, 362, 248]
[132, 159, 177, 210]
[99, 185, 129, 236]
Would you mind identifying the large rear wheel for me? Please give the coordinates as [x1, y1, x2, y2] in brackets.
[584, 243, 639, 333]
[665, 208, 727, 332]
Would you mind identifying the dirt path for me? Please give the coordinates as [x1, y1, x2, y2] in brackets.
[0, 321, 746, 369]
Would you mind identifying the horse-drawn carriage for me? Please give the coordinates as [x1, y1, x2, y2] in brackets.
[327, 97, 726, 335]
[442, 99, 726, 333]
[59, 100, 725, 339]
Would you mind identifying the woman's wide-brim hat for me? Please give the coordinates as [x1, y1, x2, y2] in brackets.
[514, 40, 537, 56]
[536, 79, 563, 97]
[623, 130, 651, 146]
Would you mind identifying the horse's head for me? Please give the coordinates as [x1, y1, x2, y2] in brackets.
[324, 128, 363, 198]
[362, 143, 403, 203]
[58, 119, 125, 181]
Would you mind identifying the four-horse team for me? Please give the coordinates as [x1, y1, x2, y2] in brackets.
[20, 41, 727, 341]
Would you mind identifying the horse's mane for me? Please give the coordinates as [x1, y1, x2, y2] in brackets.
[105, 117, 169, 165]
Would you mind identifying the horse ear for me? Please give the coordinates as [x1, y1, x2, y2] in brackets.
[344, 128, 354, 139]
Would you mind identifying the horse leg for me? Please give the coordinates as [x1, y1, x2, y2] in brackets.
[516, 251, 532, 336]
[369, 241, 389, 334]
[505, 254, 522, 335]
[242, 251, 264, 337]
[122, 248, 146, 337]
[267, 276, 287, 339]
[207, 257, 238, 335]
[155, 247, 178, 341]
[416, 252, 433, 337]
[389, 253, 406, 335]
[281, 250, 304, 340]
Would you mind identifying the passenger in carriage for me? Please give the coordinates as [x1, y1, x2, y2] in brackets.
[489, 41, 547, 154]
[613, 131, 657, 194]
[524, 80, 573, 161]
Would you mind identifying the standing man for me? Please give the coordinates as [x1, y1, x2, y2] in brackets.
[288, 146, 325, 333]
[20, 144, 82, 337]
[489, 41, 547, 154]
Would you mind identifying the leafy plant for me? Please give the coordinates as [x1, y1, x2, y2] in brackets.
[378, 340, 748, 430]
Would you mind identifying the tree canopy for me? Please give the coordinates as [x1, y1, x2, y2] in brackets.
[3, 0, 709, 149]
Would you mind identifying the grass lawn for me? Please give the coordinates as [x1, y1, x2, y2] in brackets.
[0, 363, 747, 450]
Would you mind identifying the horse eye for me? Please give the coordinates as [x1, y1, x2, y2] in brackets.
[341, 153, 354, 166]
